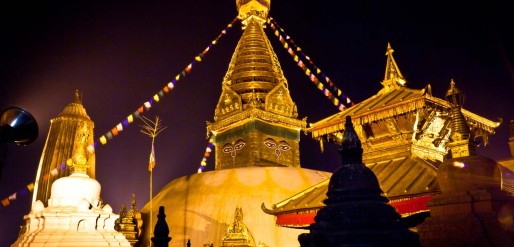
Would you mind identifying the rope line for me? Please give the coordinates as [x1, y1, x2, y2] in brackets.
[268, 16, 354, 111]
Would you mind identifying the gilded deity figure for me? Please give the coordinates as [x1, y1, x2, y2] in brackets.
[66, 122, 91, 174]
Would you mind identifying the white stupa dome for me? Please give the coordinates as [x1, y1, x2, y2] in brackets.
[48, 172, 101, 207]
[141, 166, 331, 247]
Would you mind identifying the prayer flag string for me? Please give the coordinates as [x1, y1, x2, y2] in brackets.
[268, 16, 355, 111]
[93, 17, 237, 150]
[0, 17, 239, 209]
[0, 163, 66, 208]
[197, 137, 215, 173]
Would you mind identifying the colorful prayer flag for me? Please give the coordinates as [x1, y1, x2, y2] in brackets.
[149, 144, 156, 172]
[8, 193, 16, 200]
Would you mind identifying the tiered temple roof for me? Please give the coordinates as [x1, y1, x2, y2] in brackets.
[263, 44, 502, 228]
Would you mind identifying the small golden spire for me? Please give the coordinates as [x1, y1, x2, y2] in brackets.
[379, 43, 406, 94]
[445, 79, 475, 157]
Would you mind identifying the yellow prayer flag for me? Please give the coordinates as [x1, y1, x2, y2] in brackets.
[27, 183, 35, 192]
[127, 115, 134, 123]
[305, 69, 311, 76]
[100, 135, 107, 144]
[153, 94, 160, 102]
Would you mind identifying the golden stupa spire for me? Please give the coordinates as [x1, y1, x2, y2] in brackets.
[380, 43, 406, 94]
[207, 0, 305, 170]
[33, 90, 95, 205]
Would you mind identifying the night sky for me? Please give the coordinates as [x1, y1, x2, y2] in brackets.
[1, 1, 513, 245]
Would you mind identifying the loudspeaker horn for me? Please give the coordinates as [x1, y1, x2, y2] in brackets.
[0, 106, 39, 145]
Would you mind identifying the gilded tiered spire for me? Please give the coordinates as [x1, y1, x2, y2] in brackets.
[207, 0, 305, 169]
[32, 90, 95, 205]
[379, 43, 406, 94]
[445, 79, 476, 158]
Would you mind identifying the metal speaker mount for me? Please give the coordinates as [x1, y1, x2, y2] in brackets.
[0, 106, 39, 146]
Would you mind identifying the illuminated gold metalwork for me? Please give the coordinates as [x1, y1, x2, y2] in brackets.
[305, 44, 500, 197]
[115, 194, 143, 246]
[237, 0, 270, 28]
[308, 45, 500, 165]
[66, 122, 91, 174]
[33, 90, 95, 205]
[221, 207, 256, 247]
[208, 6, 305, 170]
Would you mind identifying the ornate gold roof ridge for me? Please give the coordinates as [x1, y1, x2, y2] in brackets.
[308, 87, 500, 134]
[208, 107, 306, 134]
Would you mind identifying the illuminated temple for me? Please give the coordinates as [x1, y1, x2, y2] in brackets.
[261, 44, 503, 228]
[140, 0, 330, 246]
[10, 0, 514, 246]
[140, 0, 512, 246]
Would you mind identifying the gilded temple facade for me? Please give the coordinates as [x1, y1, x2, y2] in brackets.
[263, 44, 501, 227]
[207, 0, 305, 170]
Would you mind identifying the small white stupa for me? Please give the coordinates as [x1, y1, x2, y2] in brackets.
[11, 140, 130, 246]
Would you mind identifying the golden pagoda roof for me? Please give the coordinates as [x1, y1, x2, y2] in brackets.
[307, 86, 500, 139]
[263, 155, 440, 216]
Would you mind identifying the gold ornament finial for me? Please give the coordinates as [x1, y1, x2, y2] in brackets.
[236, 0, 270, 28]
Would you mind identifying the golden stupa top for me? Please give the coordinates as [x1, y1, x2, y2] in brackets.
[236, 0, 270, 28]
[57, 90, 91, 120]
[211, 16, 302, 129]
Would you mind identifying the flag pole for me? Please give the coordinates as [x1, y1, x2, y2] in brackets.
[140, 116, 166, 243]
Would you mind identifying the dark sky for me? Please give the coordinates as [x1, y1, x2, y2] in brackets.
[1, 0, 513, 245]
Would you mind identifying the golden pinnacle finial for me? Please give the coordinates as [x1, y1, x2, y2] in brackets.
[236, 0, 270, 28]
[386, 42, 394, 55]
[446, 79, 464, 106]
[73, 89, 82, 104]
[379, 43, 406, 94]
